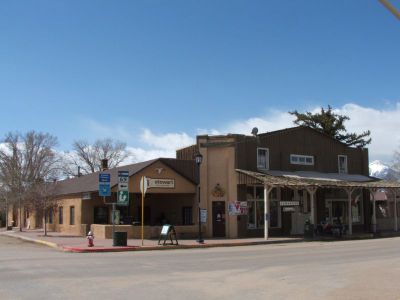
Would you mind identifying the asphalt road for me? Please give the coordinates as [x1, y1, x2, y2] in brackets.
[1, 235, 400, 300]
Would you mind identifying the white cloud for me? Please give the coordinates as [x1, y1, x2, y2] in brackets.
[78, 103, 400, 165]
[200, 103, 400, 163]
[124, 147, 176, 163]
[198, 110, 295, 136]
[140, 129, 195, 151]
[119, 130, 195, 163]
[338, 103, 400, 163]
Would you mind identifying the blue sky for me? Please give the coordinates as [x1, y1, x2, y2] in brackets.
[0, 1, 399, 163]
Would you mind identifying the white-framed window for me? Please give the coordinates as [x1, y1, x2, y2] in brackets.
[338, 155, 348, 174]
[290, 154, 314, 165]
[257, 148, 269, 170]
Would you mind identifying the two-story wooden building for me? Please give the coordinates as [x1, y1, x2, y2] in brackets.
[178, 126, 400, 239]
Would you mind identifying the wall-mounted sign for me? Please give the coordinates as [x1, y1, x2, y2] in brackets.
[148, 178, 175, 189]
[81, 193, 92, 200]
[280, 201, 300, 206]
[211, 183, 225, 197]
[283, 207, 296, 212]
[200, 209, 207, 223]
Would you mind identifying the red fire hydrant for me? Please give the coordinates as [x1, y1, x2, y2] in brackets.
[87, 231, 94, 247]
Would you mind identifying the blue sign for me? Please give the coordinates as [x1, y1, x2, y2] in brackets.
[99, 173, 111, 197]
[99, 183, 111, 197]
[99, 173, 111, 183]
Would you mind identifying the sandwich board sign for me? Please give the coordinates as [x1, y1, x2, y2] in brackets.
[117, 171, 129, 206]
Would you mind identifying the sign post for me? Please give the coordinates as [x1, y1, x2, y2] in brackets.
[140, 176, 148, 246]
[99, 172, 114, 240]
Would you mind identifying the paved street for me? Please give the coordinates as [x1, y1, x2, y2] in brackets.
[1, 235, 400, 300]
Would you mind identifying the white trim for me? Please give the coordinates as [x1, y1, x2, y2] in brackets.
[290, 154, 314, 166]
[338, 155, 348, 174]
[257, 147, 269, 170]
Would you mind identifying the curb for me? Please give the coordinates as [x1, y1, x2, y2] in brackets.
[1, 232, 60, 250]
[61, 238, 305, 253]
[62, 246, 139, 253]
[1, 232, 305, 253]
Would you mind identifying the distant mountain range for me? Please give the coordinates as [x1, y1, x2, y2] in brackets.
[369, 160, 400, 181]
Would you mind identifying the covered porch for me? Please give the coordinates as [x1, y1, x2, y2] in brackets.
[236, 169, 400, 239]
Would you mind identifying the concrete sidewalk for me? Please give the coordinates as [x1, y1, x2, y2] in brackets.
[0, 228, 303, 253]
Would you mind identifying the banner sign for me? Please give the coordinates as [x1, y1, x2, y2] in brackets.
[228, 201, 248, 215]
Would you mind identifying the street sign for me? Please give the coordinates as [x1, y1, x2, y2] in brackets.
[117, 190, 129, 206]
[99, 173, 111, 182]
[117, 170, 129, 206]
[99, 173, 111, 197]
[99, 184, 111, 197]
[118, 183, 128, 191]
[140, 176, 148, 195]
[118, 171, 129, 183]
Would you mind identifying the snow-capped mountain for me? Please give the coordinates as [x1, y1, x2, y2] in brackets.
[369, 160, 400, 181]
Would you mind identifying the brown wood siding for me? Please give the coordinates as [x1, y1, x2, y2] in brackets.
[236, 127, 369, 174]
[176, 145, 198, 160]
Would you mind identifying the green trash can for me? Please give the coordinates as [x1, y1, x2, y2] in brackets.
[113, 231, 127, 246]
[304, 220, 314, 240]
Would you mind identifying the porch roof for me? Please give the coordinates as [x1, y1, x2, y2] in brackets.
[236, 169, 400, 190]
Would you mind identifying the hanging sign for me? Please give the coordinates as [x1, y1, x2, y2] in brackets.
[280, 201, 300, 206]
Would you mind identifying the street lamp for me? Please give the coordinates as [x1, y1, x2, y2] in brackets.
[195, 152, 204, 244]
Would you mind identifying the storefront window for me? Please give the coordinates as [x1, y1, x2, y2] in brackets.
[247, 186, 280, 229]
[326, 198, 363, 225]
[248, 201, 256, 229]
[376, 201, 392, 218]
[256, 201, 264, 228]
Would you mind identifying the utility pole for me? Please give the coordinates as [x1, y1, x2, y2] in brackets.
[379, 0, 400, 20]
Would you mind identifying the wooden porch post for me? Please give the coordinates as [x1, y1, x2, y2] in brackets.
[369, 188, 377, 234]
[306, 187, 318, 225]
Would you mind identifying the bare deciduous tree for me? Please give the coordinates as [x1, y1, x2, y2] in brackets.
[0, 131, 60, 231]
[27, 180, 59, 236]
[63, 138, 132, 176]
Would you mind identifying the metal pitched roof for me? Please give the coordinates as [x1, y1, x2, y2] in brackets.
[236, 169, 400, 189]
[55, 158, 197, 196]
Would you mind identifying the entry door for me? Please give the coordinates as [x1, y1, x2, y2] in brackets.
[281, 211, 292, 235]
[212, 201, 226, 237]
